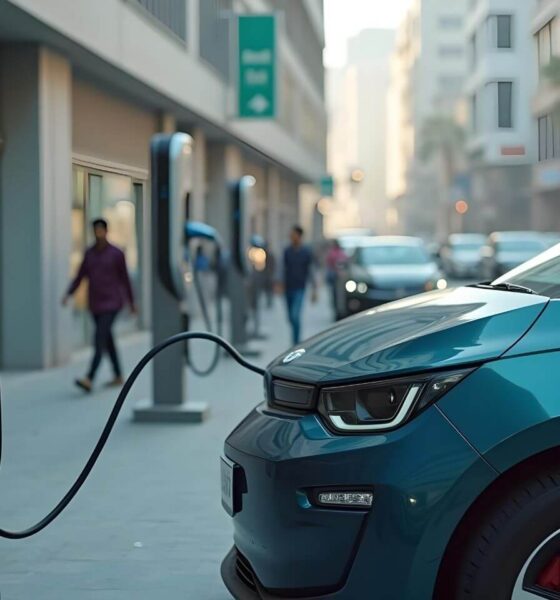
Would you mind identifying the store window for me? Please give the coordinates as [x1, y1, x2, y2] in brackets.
[70, 166, 144, 349]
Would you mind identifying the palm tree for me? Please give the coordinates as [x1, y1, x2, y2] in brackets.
[543, 56, 560, 87]
[418, 116, 465, 188]
[418, 116, 466, 237]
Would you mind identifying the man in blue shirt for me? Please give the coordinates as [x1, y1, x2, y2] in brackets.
[282, 226, 317, 345]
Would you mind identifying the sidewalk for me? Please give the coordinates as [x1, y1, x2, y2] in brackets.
[0, 292, 333, 600]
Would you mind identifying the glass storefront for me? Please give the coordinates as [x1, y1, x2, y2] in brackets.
[70, 165, 144, 350]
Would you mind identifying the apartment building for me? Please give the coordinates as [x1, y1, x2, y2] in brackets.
[465, 0, 537, 233]
[532, 0, 560, 231]
[0, 0, 327, 369]
[327, 29, 395, 236]
[386, 0, 469, 238]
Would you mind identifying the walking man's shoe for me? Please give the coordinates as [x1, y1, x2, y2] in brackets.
[75, 377, 93, 393]
[104, 376, 124, 388]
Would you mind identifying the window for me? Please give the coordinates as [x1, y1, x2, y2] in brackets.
[496, 15, 512, 48]
[500, 246, 560, 298]
[199, 0, 233, 81]
[438, 45, 464, 58]
[135, 0, 187, 42]
[497, 82, 513, 128]
[537, 21, 553, 71]
[538, 114, 560, 161]
[470, 32, 477, 69]
[471, 93, 478, 133]
[439, 75, 463, 91]
[439, 16, 463, 29]
[487, 15, 512, 49]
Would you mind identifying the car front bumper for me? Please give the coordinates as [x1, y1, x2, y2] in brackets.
[221, 402, 496, 600]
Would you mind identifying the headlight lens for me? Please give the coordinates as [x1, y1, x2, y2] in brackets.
[318, 368, 473, 433]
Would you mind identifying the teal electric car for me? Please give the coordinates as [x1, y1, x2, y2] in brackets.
[221, 244, 560, 600]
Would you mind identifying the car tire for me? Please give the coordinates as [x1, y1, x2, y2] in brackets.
[447, 466, 560, 600]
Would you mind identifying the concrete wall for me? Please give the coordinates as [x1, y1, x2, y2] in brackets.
[73, 79, 158, 171]
[0, 45, 72, 368]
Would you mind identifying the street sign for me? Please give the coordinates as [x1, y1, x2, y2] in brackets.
[320, 175, 334, 197]
[238, 15, 276, 119]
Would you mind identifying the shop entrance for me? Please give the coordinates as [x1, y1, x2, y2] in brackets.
[70, 165, 144, 350]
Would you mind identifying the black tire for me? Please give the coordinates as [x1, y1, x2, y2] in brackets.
[446, 466, 560, 600]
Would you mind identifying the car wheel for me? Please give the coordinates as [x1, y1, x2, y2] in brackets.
[449, 466, 560, 599]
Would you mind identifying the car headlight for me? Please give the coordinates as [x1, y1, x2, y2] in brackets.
[318, 368, 473, 433]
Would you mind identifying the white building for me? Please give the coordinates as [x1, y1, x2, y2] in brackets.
[465, 0, 537, 232]
[326, 29, 395, 236]
[532, 0, 560, 231]
[386, 0, 469, 238]
[0, 0, 326, 369]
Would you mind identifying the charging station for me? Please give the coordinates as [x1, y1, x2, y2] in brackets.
[133, 132, 210, 423]
[228, 176, 262, 357]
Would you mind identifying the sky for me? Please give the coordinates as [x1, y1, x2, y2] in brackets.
[324, 0, 412, 67]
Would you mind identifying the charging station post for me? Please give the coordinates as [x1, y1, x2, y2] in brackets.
[228, 176, 262, 357]
[133, 132, 209, 423]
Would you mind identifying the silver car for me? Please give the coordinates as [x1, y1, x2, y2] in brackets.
[481, 231, 547, 280]
[441, 233, 486, 279]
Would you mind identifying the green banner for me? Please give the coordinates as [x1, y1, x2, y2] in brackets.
[238, 15, 276, 119]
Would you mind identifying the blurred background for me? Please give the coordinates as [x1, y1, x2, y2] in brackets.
[0, 0, 558, 370]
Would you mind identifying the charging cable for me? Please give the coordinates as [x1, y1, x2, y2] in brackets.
[186, 246, 225, 377]
[0, 331, 265, 540]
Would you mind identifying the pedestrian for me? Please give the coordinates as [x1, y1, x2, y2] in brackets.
[325, 240, 348, 318]
[281, 225, 317, 345]
[62, 218, 137, 392]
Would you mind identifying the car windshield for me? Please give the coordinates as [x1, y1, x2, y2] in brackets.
[358, 245, 430, 266]
[496, 240, 544, 252]
[495, 246, 560, 298]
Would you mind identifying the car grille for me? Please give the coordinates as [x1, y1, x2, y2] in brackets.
[236, 551, 258, 592]
[269, 379, 316, 410]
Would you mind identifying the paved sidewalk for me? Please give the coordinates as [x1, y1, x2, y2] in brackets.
[0, 293, 333, 600]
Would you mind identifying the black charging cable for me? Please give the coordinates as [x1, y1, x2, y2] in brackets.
[187, 246, 225, 377]
[0, 331, 265, 540]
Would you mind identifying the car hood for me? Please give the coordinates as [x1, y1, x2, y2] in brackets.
[269, 287, 547, 384]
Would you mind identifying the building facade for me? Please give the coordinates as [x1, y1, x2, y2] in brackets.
[0, 0, 326, 369]
[326, 29, 395, 237]
[532, 0, 560, 231]
[465, 0, 537, 233]
[386, 0, 469, 238]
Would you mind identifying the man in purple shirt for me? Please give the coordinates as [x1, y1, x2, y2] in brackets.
[62, 218, 137, 392]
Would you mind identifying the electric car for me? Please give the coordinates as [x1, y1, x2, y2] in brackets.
[221, 243, 560, 599]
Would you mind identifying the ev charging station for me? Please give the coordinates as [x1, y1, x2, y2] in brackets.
[228, 176, 262, 357]
[133, 132, 210, 423]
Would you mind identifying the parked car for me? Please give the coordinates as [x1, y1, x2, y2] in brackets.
[481, 231, 547, 280]
[331, 234, 375, 320]
[542, 232, 560, 249]
[221, 243, 560, 600]
[440, 233, 486, 279]
[340, 236, 446, 317]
